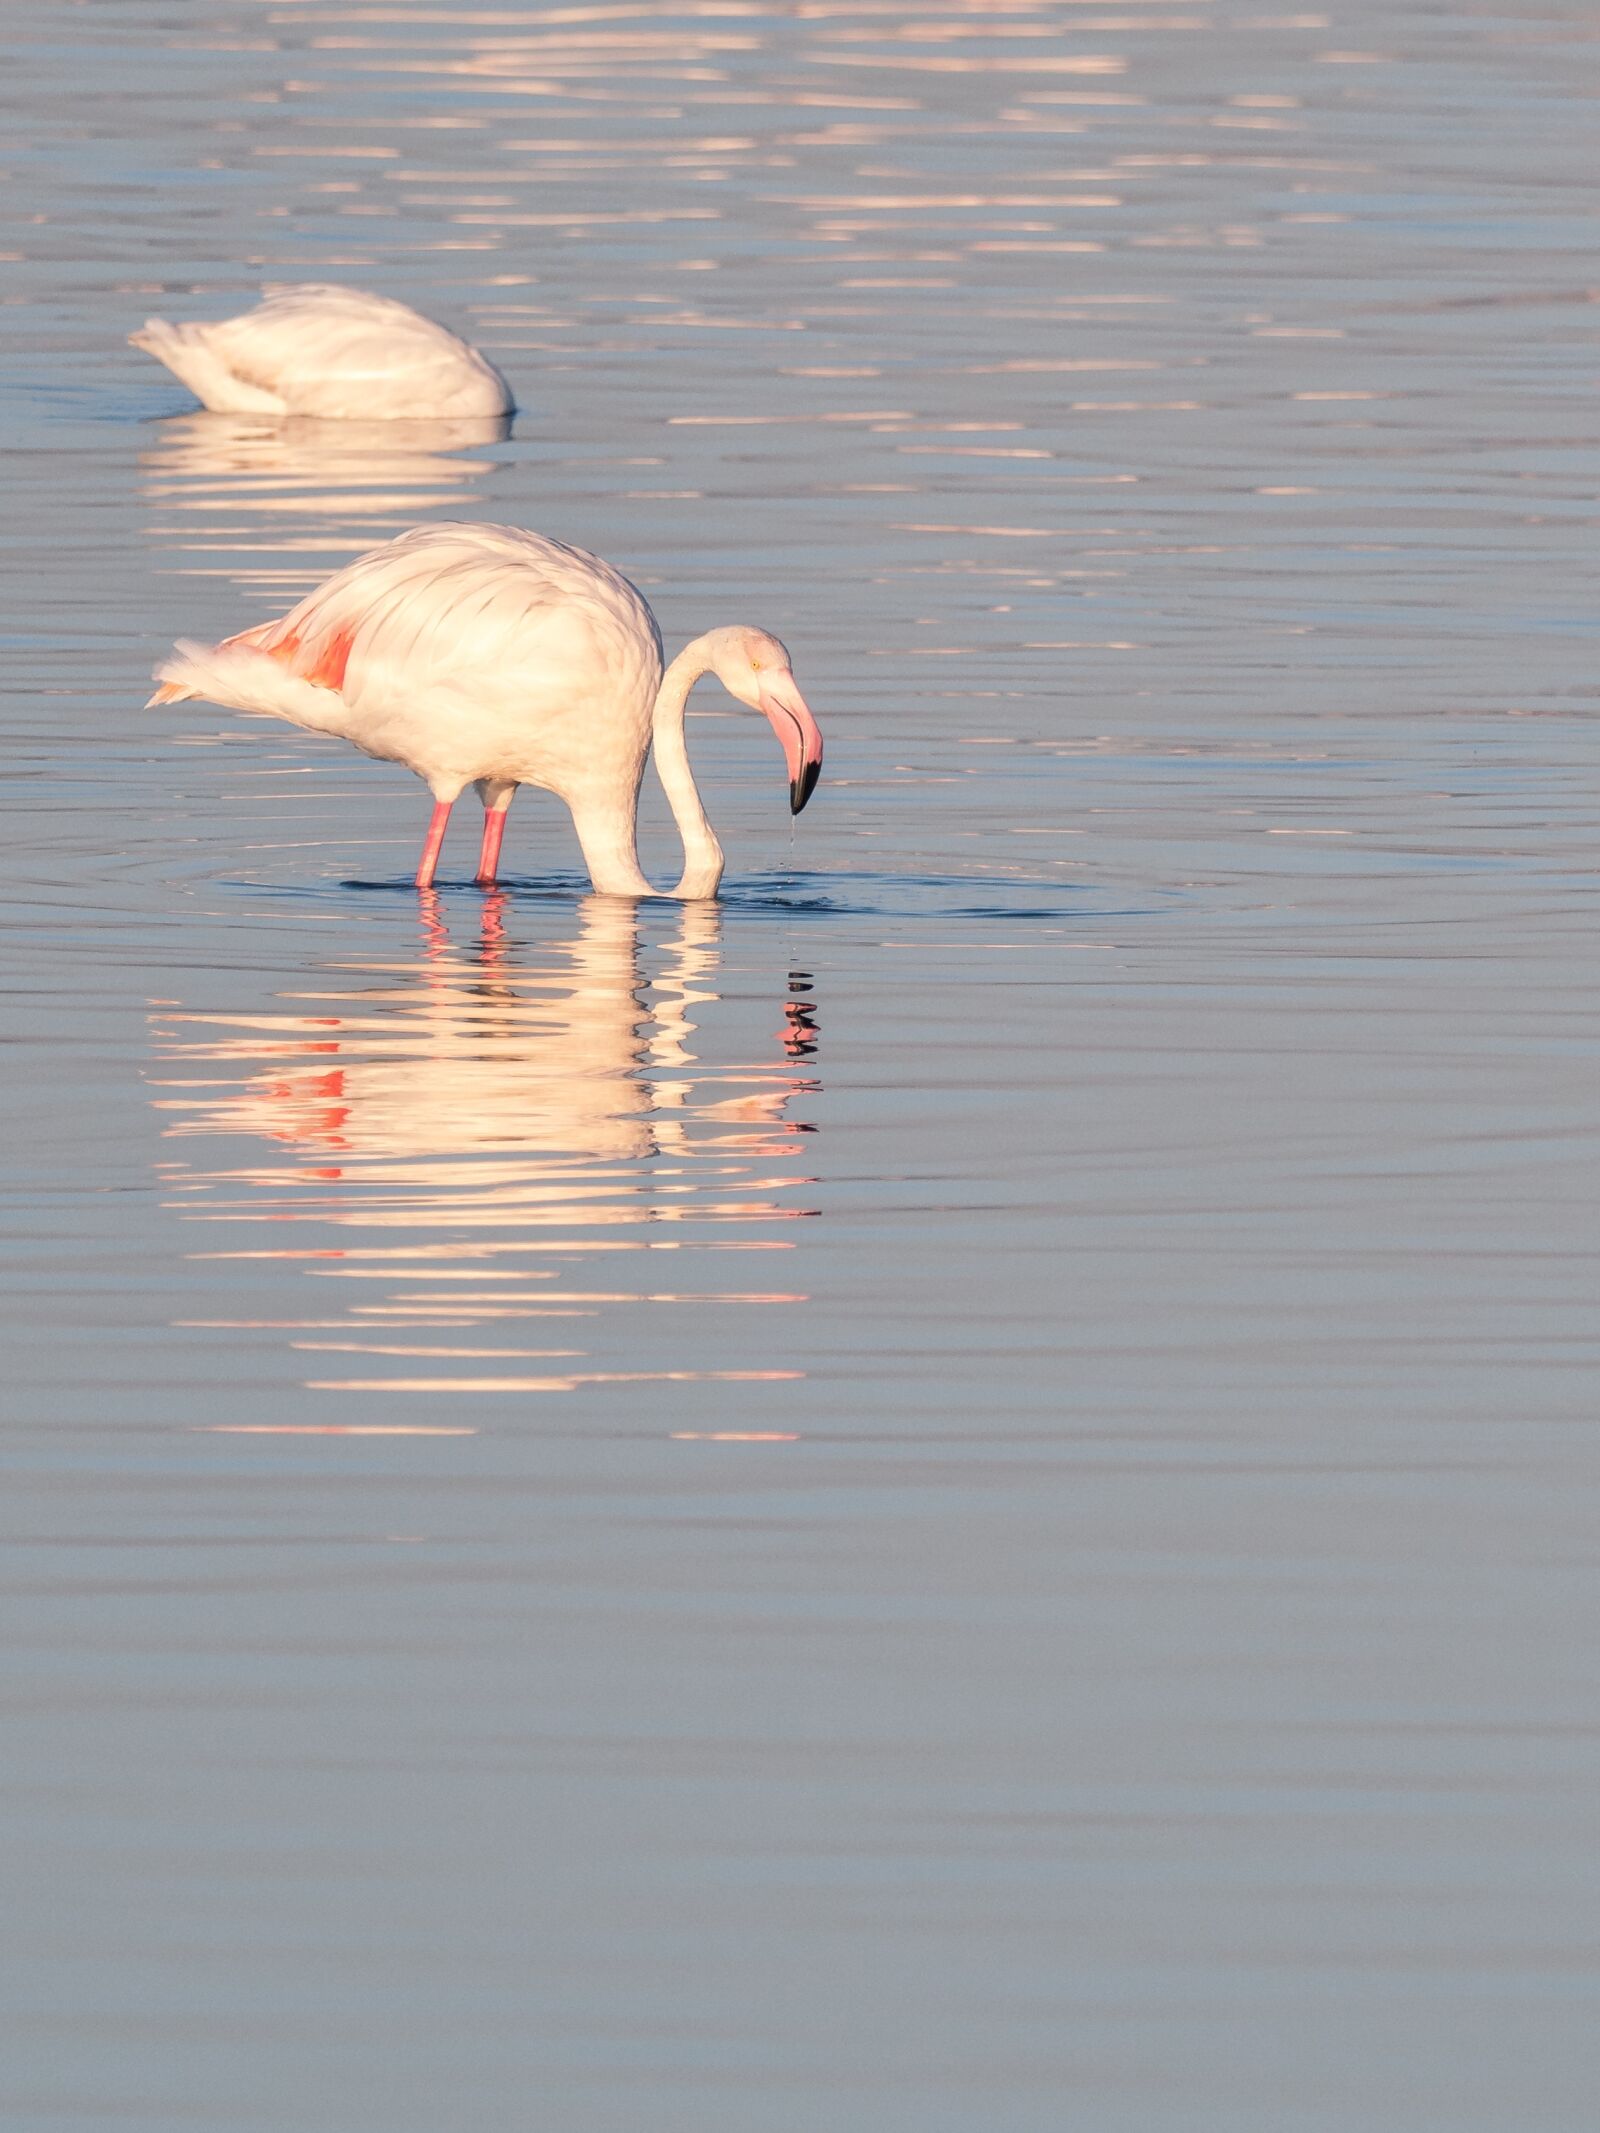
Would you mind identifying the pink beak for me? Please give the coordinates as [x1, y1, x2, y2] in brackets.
[758, 673, 824, 814]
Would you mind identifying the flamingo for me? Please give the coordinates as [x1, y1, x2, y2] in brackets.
[129, 285, 513, 420]
[147, 520, 824, 898]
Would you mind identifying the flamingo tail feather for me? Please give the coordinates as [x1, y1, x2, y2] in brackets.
[146, 638, 357, 738]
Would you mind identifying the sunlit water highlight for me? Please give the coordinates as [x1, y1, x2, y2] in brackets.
[2, 1, 1598, 2127]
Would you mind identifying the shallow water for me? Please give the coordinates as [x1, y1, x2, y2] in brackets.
[3, 1, 1598, 2126]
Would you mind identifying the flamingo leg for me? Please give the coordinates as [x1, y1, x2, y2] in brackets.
[415, 800, 453, 889]
[475, 785, 515, 887]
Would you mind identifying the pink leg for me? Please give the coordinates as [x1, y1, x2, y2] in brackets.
[415, 800, 452, 889]
[475, 790, 514, 887]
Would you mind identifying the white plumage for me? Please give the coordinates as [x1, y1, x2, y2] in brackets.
[130, 285, 514, 420]
[149, 521, 825, 899]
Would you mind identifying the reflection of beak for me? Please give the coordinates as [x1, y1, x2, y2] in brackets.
[758, 674, 824, 815]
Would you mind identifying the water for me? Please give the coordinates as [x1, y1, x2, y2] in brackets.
[3, 1, 1598, 2125]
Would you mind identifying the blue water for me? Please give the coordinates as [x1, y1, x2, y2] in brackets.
[2, 1, 1598, 2126]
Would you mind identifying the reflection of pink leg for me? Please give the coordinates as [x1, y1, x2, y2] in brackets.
[415, 800, 452, 889]
[480, 888, 508, 956]
[417, 886, 449, 958]
[475, 793, 513, 886]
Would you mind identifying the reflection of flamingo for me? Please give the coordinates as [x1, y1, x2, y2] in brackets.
[151, 896, 819, 1182]
[149, 522, 826, 899]
[149, 900, 821, 1403]
[130, 286, 513, 420]
[138, 411, 509, 583]
[259, 895, 658, 1166]
[140, 408, 509, 496]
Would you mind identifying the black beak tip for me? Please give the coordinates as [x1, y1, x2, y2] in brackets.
[790, 759, 821, 815]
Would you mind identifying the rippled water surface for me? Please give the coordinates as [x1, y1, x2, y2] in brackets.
[4, 2, 1598, 2126]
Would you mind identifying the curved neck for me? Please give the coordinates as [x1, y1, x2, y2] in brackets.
[652, 635, 725, 900]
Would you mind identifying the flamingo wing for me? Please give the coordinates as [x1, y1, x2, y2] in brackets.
[148, 524, 663, 794]
[253, 523, 659, 701]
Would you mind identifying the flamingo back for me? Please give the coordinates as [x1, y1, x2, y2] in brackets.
[155, 523, 666, 804]
[138, 286, 514, 420]
[252, 523, 659, 697]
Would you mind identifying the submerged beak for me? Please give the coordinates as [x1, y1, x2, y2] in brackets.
[758, 673, 824, 815]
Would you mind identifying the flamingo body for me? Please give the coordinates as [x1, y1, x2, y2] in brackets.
[157, 523, 662, 800]
[149, 522, 824, 899]
[130, 285, 514, 420]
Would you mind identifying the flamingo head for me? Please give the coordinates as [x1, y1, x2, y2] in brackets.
[706, 628, 824, 814]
